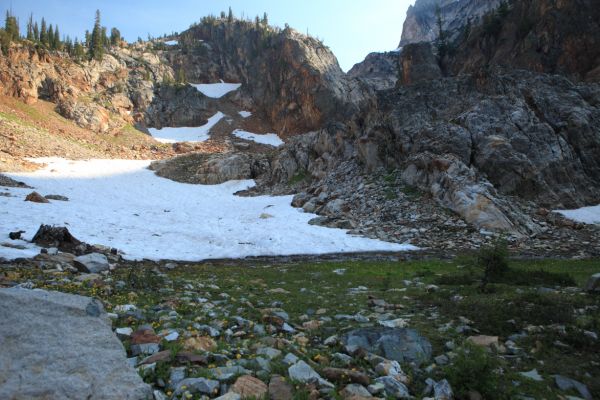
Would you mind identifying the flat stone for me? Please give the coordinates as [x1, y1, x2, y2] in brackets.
[184, 336, 217, 352]
[173, 377, 220, 397]
[342, 327, 432, 366]
[131, 343, 160, 356]
[520, 369, 543, 382]
[467, 335, 499, 347]
[375, 376, 411, 398]
[73, 253, 110, 273]
[341, 383, 373, 398]
[0, 288, 151, 399]
[288, 360, 334, 388]
[256, 347, 282, 360]
[554, 375, 592, 400]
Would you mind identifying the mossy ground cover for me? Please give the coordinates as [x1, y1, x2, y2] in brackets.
[6, 256, 600, 399]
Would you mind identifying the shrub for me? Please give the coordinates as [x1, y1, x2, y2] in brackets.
[444, 343, 511, 399]
[477, 239, 509, 288]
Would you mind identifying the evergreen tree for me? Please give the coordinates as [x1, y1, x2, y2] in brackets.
[4, 10, 19, 41]
[64, 35, 73, 54]
[110, 27, 121, 46]
[84, 30, 90, 47]
[0, 30, 10, 55]
[101, 26, 109, 47]
[90, 10, 104, 61]
[26, 14, 34, 41]
[220, 11, 226, 19]
[33, 21, 39, 41]
[53, 25, 60, 50]
[74, 38, 85, 59]
[40, 18, 48, 45]
[262, 12, 268, 26]
[47, 23, 54, 48]
[255, 16, 260, 30]
[227, 7, 233, 23]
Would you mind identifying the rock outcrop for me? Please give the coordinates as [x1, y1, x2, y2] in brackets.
[0, 287, 152, 399]
[347, 51, 399, 90]
[165, 19, 368, 135]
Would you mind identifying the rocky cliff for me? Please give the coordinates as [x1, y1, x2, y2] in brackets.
[165, 19, 367, 135]
[448, 0, 600, 81]
[0, 43, 173, 132]
[399, 0, 501, 46]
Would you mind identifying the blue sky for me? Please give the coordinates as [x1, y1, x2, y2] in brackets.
[5, 0, 413, 71]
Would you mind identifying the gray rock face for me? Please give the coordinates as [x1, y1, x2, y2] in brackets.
[375, 376, 411, 398]
[150, 152, 269, 185]
[74, 252, 110, 273]
[288, 360, 334, 388]
[399, 0, 501, 46]
[348, 51, 399, 91]
[342, 327, 432, 366]
[0, 288, 151, 400]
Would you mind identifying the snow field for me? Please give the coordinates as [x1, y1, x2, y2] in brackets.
[0, 158, 418, 261]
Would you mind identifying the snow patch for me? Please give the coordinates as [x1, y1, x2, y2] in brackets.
[147, 112, 224, 143]
[164, 40, 178, 46]
[232, 129, 284, 147]
[191, 81, 242, 98]
[555, 204, 600, 225]
[238, 111, 252, 118]
[0, 158, 418, 261]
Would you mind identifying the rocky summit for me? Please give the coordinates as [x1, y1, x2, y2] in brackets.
[0, 1, 599, 399]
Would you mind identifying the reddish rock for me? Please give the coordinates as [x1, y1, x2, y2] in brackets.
[131, 329, 161, 345]
[230, 375, 268, 399]
[322, 368, 370, 386]
[268, 375, 293, 400]
[25, 191, 49, 203]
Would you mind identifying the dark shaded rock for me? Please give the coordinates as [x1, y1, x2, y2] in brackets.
[25, 191, 49, 203]
[31, 225, 87, 254]
[399, 42, 442, 85]
[45, 194, 69, 201]
[449, 0, 600, 82]
[9, 230, 24, 240]
[342, 327, 432, 366]
[0, 174, 32, 188]
[584, 273, 600, 293]
[322, 367, 370, 386]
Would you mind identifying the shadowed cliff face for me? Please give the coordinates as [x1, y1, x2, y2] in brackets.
[164, 19, 368, 136]
[448, 0, 600, 82]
